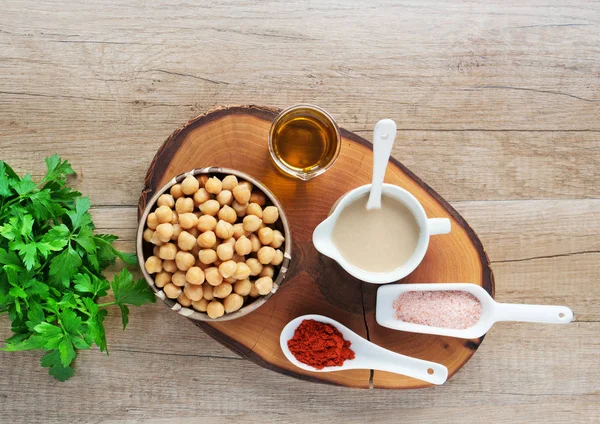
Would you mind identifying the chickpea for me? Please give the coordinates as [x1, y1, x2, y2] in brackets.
[163, 283, 182, 299]
[143, 228, 154, 243]
[262, 206, 279, 224]
[213, 282, 233, 299]
[232, 223, 248, 239]
[170, 184, 184, 199]
[224, 276, 237, 284]
[221, 175, 238, 191]
[193, 188, 211, 206]
[205, 267, 223, 286]
[255, 276, 273, 295]
[249, 234, 261, 253]
[224, 293, 244, 313]
[203, 283, 214, 300]
[175, 250, 196, 271]
[207, 300, 225, 319]
[250, 190, 267, 206]
[196, 214, 217, 232]
[259, 265, 275, 279]
[163, 260, 177, 273]
[171, 211, 178, 225]
[144, 256, 162, 274]
[216, 190, 233, 206]
[222, 237, 236, 246]
[153, 246, 161, 257]
[216, 243, 234, 261]
[218, 260, 237, 278]
[234, 262, 251, 280]
[257, 246, 276, 264]
[215, 220, 234, 239]
[234, 279, 252, 296]
[249, 283, 260, 298]
[155, 223, 174, 242]
[171, 223, 182, 241]
[246, 258, 263, 276]
[157, 194, 175, 208]
[234, 236, 252, 256]
[197, 231, 217, 248]
[154, 271, 172, 288]
[232, 185, 251, 204]
[175, 197, 194, 214]
[271, 249, 284, 266]
[186, 266, 205, 285]
[171, 271, 187, 287]
[178, 213, 198, 230]
[177, 231, 197, 251]
[188, 227, 200, 238]
[199, 199, 220, 216]
[246, 203, 263, 218]
[184, 283, 204, 301]
[158, 243, 177, 260]
[257, 227, 274, 245]
[181, 175, 200, 195]
[199, 248, 217, 264]
[177, 292, 192, 307]
[270, 230, 285, 249]
[192, 298, 209, 312]
[197, 174, 209, 187]
[242, 215, 262, 233]
[238, 181, 253, 192]
[218, 205, 237, 224]
[232, 200, 247, 218]
[146, 212, 158, 230]
[155, 205, 173, 224]
[204, 176, 222, 194]
[150, 231, 165, 246]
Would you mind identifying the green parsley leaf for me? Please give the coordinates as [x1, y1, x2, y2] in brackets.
[111, 269, 155, 329]
[49, 246, 82, 287]
[41, 350, 75, 382]
[67, 197, 92, 230]
[43, 154, 74, 186]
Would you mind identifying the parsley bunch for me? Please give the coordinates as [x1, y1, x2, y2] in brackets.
[0, 155, 155, 381]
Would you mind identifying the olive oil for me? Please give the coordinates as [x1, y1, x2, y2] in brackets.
[269, 105, 340, 180]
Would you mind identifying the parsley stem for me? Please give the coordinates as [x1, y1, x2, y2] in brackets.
[97, 302, 115, 307]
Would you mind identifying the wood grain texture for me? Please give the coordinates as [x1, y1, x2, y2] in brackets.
[0, 0, 598, 421]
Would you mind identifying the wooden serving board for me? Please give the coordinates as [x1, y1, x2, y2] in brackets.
[138, 105, 494, 389]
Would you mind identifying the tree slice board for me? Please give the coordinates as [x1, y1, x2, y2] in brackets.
[138, 105, 495, 389]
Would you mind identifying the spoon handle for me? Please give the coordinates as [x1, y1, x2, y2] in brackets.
[494, 303, 574, 324]
[366, 119, 397, 210]
[362, 346, 448, 385]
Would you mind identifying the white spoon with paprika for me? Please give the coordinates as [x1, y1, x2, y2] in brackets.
[280, 314, 448, 385]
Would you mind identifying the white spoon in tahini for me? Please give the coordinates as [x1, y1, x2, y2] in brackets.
[280, 314, 448, 385]
[366, 119, 397, 210]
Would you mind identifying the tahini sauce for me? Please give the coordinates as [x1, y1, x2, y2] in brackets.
[331, 194, 420, 272]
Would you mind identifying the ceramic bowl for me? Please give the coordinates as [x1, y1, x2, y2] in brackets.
[137, 167, 292, 321]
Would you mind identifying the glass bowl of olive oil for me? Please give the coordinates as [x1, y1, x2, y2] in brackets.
[269, 104, 341, 180]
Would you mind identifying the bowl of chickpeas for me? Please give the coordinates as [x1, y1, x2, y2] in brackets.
[137, 167, 291, 321]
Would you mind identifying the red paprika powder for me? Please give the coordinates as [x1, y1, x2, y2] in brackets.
[287, 319, 355, 369]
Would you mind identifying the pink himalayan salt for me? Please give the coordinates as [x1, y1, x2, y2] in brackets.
[393, 290, 482, 329]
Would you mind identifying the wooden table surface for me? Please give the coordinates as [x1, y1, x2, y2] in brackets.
[1, 1, 598, 423]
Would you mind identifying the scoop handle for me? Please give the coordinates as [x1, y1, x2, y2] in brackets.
[366, 119, 397, 210]
[493, 302, 574, 324]
[362, 346, 448, 385]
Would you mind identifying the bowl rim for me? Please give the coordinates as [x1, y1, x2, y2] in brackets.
[136, 166, 292, 322]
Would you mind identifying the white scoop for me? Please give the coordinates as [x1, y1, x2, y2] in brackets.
[376, 283, 574, 339]
[280, 314, 448, 385]
[366, 119, 397, 210]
